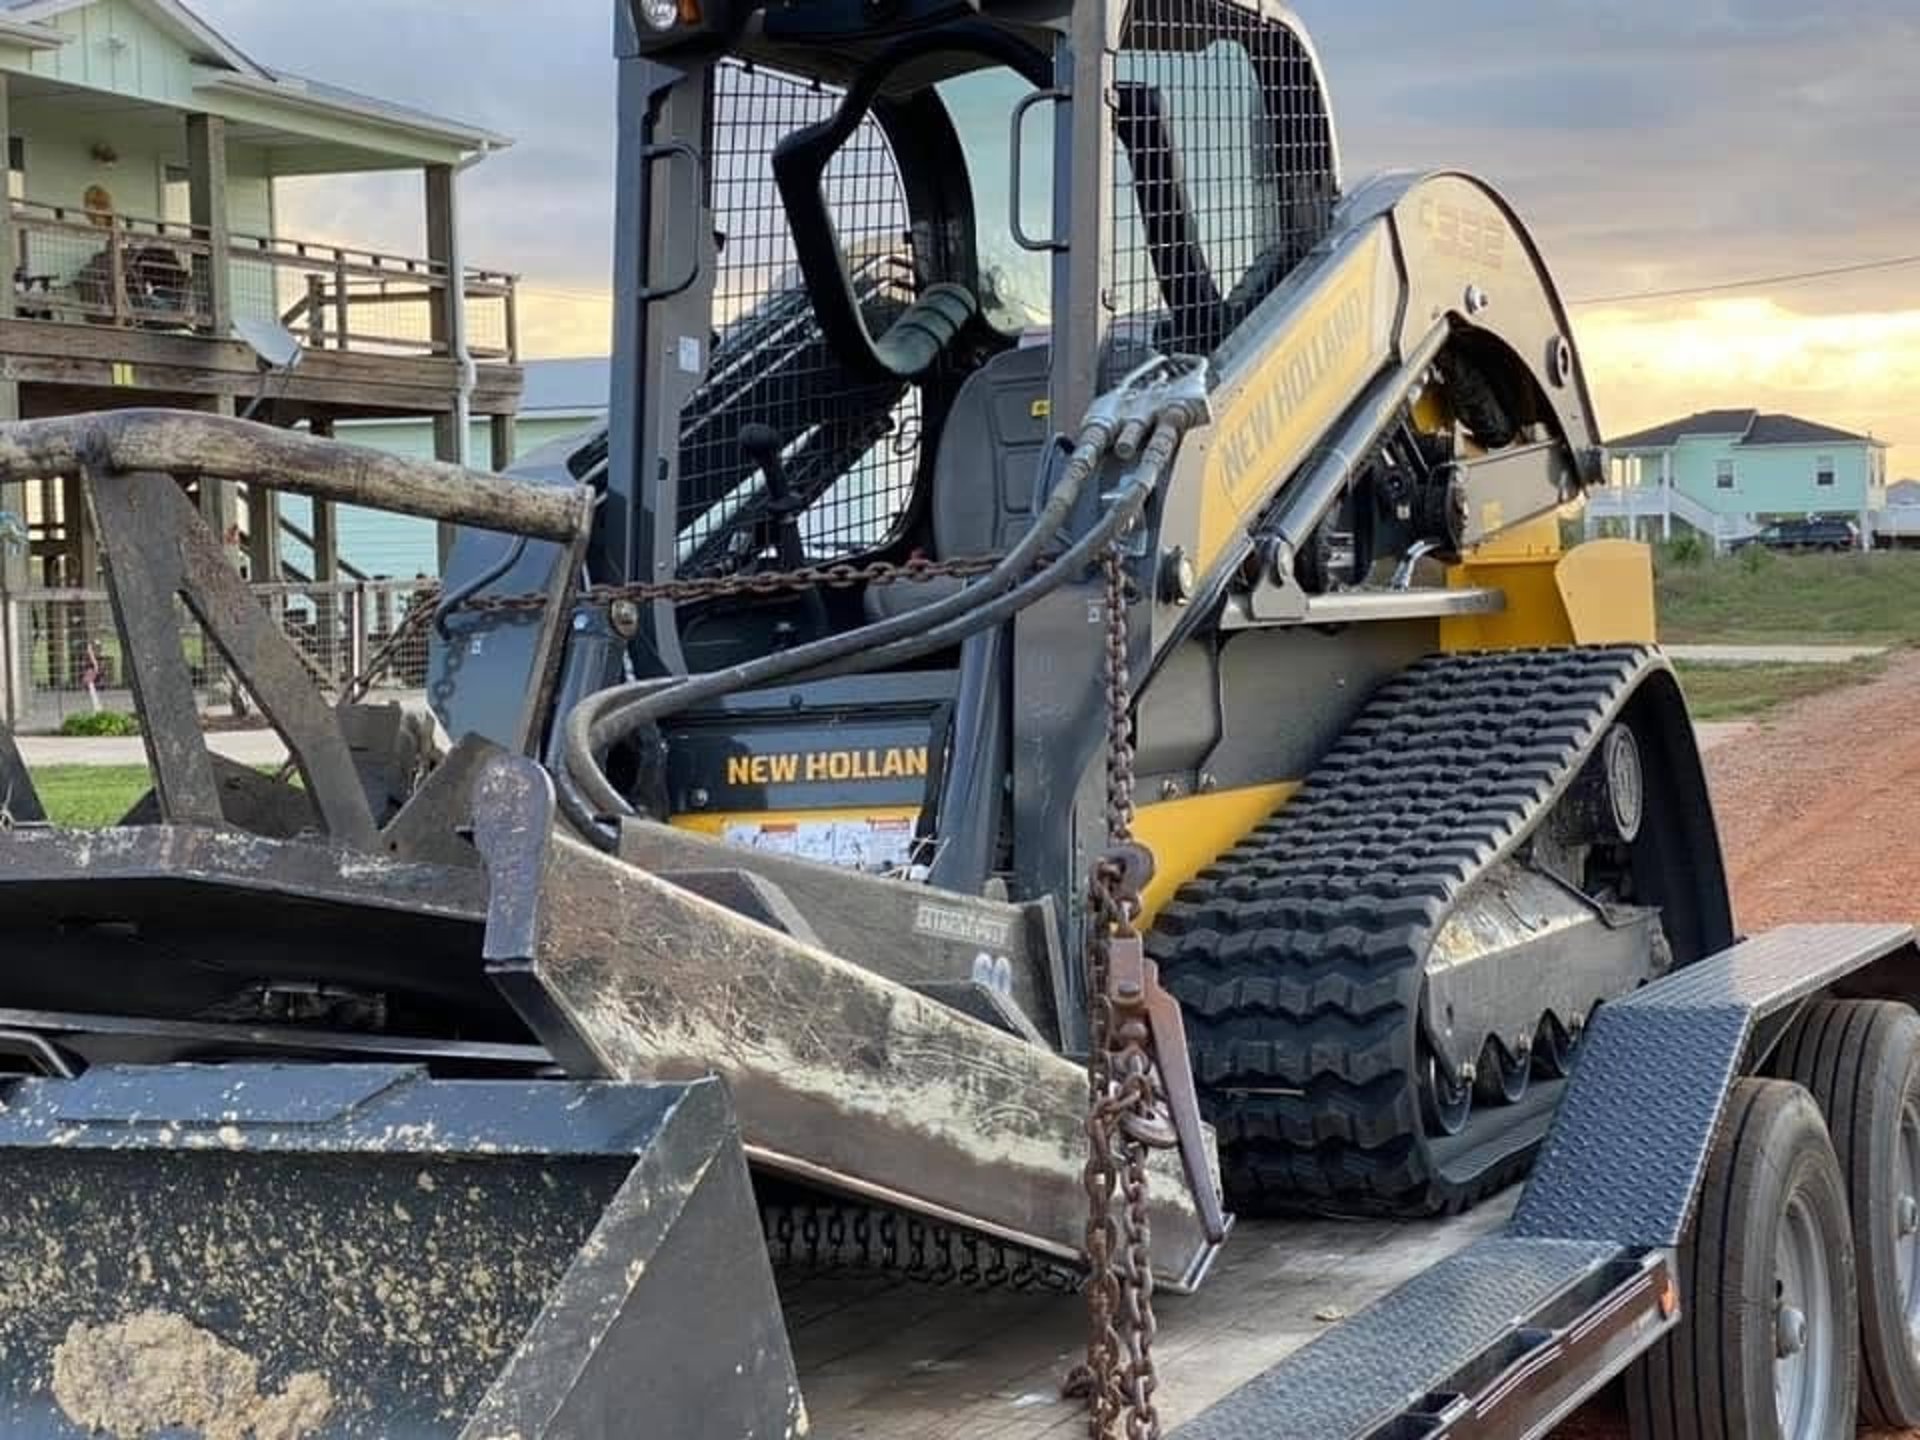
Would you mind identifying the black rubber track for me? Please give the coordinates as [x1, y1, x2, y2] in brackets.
[1151, 646, 1663, 1216]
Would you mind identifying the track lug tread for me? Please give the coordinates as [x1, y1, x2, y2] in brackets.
[1153, 645, 1666, 1216]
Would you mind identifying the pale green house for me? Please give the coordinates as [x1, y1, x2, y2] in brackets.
[1597, 409, 1888, 549]
[0, 0, 524, 595]
[0, 0, 527, 726]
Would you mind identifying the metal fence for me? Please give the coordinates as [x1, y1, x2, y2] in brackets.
[10, 199, 517, 360]
[231, 233, 517, 360]
[13, 200, 214, 330]
[3, 579, 433, 733]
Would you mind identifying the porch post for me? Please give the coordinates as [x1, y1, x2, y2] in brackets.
[196, 395, 237, 555]
[186, 113, 233, 336]
[490, 413, 516, 472]
[310, 417, 340, 672]
[425, 163, 459, 567]
[0, 75, 20, 727]
[1661, 450, 1673, 542]
[246, 483, 282, 585]
[0, 69, 14, 330]
[0, 70, 25, 710]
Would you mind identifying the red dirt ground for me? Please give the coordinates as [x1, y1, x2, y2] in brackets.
[1553, 649, 1920, 1439]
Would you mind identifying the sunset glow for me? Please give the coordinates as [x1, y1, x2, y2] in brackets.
[1578, 298, 1920, 476]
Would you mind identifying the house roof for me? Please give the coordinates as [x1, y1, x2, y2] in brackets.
[521, 357, 611, 418]
[1607, 409, 1759, 449]
[1608, 408, 1882, 451]
[3, 0, 265, 76]
[0, 0, 508, 153]
[197, 69, 513, 152]
[1739, 414, 1876, 447]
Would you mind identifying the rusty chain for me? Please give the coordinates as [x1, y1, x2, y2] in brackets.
[457, 553, 1005, 615]
[1064, 545, 1175, 1439]
[328, 553, 1007, 707]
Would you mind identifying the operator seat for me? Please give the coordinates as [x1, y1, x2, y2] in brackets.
[865, 342, 1053, 621]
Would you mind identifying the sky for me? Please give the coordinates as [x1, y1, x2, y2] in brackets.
[194, 1, 1920, 478]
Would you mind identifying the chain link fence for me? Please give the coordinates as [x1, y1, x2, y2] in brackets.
[2, 579, 434, 733]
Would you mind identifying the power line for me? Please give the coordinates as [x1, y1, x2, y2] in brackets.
[1570, 252, 1920, 307]
[519, 285, 612, 304]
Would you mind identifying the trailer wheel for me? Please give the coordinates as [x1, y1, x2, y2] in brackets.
[1769, 998, 1920, 1426]
[1625, 1078, 1857, 1440]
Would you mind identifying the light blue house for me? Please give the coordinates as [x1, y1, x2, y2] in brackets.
[328, 357, 610, 577]
[1595, 409, 1888, 549]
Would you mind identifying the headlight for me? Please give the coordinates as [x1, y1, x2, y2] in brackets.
[637, 0, 680, 30]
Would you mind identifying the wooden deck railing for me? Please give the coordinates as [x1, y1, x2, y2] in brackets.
[8, 198, 518, 361]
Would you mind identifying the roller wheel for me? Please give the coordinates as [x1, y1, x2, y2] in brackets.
[1769, 998, 1920, 1426]
[1625, 1078, 1857, 1440]
[1533, 1013, 1578, 1079]
[1473, 1039, 1529, 1106]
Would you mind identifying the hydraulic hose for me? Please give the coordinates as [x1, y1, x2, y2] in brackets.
[784, 421, 1182, 684]
[561, 381, 1201, 837]
[561, 412, 1117, 825]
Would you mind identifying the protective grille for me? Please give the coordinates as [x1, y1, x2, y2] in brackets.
[1109, 0, 1338, 370]
[677, 61, 923, 576]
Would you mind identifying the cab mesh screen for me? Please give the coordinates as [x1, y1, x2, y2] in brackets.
[1108, 0, 1339, 371]
[676, 61, 923, 576]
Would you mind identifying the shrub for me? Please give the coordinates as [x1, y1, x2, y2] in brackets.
[1664, 533, 1707, 567]
[1737, 542, 1774, 576]
[58, 710, 141, 738]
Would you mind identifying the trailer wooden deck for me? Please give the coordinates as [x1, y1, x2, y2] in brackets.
[785, 1199, 1514, 1436]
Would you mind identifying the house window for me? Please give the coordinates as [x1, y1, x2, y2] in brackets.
[1816, 455, 1836, 488]
[1716, 460, 1735, 490]
[7, 136, 22, 202]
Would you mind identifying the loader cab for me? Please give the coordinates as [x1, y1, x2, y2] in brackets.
[605, 1, 1335, 648]
[446, 0, 1339, 892]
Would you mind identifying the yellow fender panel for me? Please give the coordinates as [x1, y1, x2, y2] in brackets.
[1554, 539, 1656, 644]
[1442, 532, 1655, 651]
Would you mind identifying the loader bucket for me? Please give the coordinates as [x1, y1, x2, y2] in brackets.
[0, 1065, 804, 1439]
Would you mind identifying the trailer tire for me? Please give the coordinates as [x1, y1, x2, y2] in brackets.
[1624, 1078, 1857, 1440]
[1768, 997, 1920, 1426]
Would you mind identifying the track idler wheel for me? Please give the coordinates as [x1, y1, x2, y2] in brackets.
[1559, 724, 1645, 846]
[1421, 1043, 1473, 1137]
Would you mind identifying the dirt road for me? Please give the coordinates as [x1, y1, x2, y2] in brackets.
[1707, 650, 1920, 933]
[1555, 650, 1920, 1438]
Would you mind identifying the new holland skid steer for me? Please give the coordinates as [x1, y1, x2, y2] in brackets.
[2, 2, 1919, 1438]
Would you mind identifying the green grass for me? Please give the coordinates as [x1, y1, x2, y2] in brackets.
[1672, 656, 1889, 722]
[1656, 549, 1920, 646]
[31, 765, 153, 827]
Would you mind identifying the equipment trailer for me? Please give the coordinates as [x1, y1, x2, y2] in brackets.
[0, 2, 1917, 1438]
[781, 921, 1920, 1439]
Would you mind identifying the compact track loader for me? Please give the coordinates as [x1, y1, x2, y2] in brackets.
[1, 2, 1917, 1439]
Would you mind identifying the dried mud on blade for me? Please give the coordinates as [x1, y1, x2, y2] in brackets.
[474, 756, 1222, 1291]
[0, 1066, 803, 1439]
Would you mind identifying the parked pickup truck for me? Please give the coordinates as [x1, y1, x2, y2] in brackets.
[1731, 516, 1861, 552]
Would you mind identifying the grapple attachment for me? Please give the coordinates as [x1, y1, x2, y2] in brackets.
[0, 1066, 803, 1439]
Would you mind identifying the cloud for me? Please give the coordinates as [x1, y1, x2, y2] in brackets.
[196, 0, 619, 316]
[1578, 299, 1920, 475]
[189, 2, 1920, 475]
